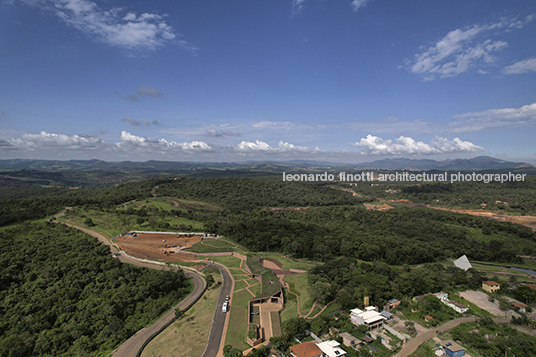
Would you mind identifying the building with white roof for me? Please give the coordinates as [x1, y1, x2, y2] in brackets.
[316, 340, 347, 357]
[453, 255, 472, 271]
[350, 306, 386, 330]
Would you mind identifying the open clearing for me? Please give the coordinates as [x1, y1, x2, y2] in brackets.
[141, 270, 222, 357]
[457, 290, 519, 318]
[115, 232, 202, 262]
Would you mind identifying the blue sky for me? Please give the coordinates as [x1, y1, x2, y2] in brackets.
[1, 0, 535, 163]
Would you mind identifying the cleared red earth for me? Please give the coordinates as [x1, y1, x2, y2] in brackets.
[114, 232, 202, 262]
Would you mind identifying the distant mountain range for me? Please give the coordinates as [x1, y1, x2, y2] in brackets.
[352, 156, 533, 171]
[0, 156, 533, 172]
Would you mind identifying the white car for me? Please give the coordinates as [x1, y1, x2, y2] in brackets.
[222, 301, 228, 313]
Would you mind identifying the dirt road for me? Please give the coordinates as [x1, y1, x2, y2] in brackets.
[393, 317, 509, 357]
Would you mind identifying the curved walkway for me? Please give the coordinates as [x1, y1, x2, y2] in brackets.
[57, 220, 208, 357]
[393, 317, 509, 357]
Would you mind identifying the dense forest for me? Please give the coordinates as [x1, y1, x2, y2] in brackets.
[0, 222, 191, 357]
[208, 206, 536, 264]
[0, 177, 364, 227]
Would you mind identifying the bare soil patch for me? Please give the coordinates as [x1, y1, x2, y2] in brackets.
[115, 232, 202, 262]
[364, 203, 394, 211]
[458, 290, 519, 318]
[387, 200, 536, 230]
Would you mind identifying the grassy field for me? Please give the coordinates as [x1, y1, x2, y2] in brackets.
[141, 269, 222, 357]
[283, 273, 314, 316]
[257, 253, 316, 271]
[204, 255, 243, 269]
[60, 205, 204, 236]
[121, 197, 222, 213]
[280, 290, 300, 321]
[190, 238, 248, 254]
[225, 289, 252, 351]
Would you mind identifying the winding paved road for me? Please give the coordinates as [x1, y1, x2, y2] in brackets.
[57, 220, 209, 357]
[200, 263, 233, 357]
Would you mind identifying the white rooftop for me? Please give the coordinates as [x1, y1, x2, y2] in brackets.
[453, 255, 472, 271]
[316, 340, 347, 357]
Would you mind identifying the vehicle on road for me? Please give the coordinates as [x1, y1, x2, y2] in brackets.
[251, 311, 259, 315]
[222, 301, 228, 313]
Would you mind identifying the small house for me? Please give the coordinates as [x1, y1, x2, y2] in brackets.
[512, 302, 528, 313]
[339, 332, 363, 348]
[482, 281, 501, 293]
[289, 341, 323, 357]
[441, 340, 465, 357]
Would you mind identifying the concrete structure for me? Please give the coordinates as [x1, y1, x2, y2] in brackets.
[433, 292, 448, 301]
[441, 340, 465, 357]
[289, 341, 323, 357]
[316, 340, 347, 357]
[350, 306, 386, 330]
[339, 332, 363, 348]
[380, 310, 393, 320]
[444, 300, 469, 314]
[453, 255, 472, 271]
[482, 281, 501, 293]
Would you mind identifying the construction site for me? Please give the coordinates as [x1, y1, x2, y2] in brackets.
[113, 231, 204, 262]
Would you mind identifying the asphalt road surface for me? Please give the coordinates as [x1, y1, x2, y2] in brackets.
[58, 221, 208, 357]
[200, 263, 233, 357]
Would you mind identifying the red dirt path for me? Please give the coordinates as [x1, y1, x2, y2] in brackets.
[115, 232, 202, 262]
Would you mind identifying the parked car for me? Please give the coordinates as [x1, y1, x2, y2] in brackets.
[251, 311, 259, 315]
[222, 301, 228, 313]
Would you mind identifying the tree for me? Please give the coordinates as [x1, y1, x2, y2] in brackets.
[223, 345, 243, 357]
[174, 308, 185, 319]
[84, 217, 95, 227]
[205, 274, 215, 289]
[282, 317, 310, 340]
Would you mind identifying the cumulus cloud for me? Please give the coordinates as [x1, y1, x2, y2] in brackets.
[502, 56, 536, 74]
[117, 131, 212, 152]
[406, 16, 534, 80]
[8, 131, 105, 150]
[351, 135, 483, 155]
[450, 103, 536, 132]
[235, 140, 321, 154]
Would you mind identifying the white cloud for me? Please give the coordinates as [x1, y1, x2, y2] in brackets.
[451, 103, 536, 132]
[235, 140, 321, 154]
[118, 131, 212, 151]
[351, 0, 370, 12]
[236, 140, 273, 152]
[9, 131, 105, 150]
[25, 0, 197, 53]
[351, 135, 483, 155]
[122, 117, 150, 126]
[406, 16, 533, 80]
[502, 56, 536, 74]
